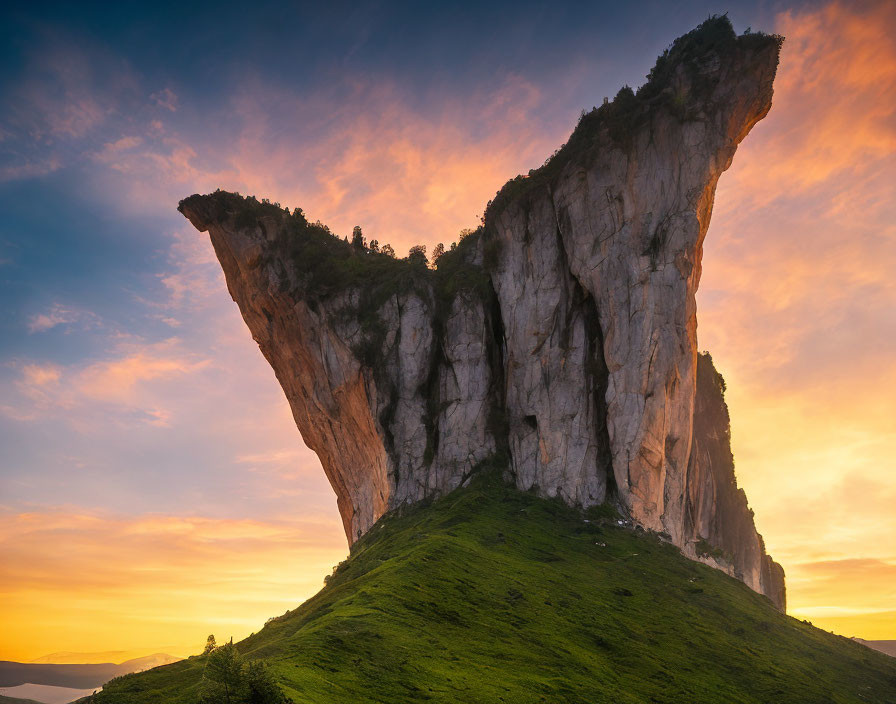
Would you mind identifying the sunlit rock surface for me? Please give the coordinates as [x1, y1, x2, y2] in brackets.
[179, 18, 785, 609]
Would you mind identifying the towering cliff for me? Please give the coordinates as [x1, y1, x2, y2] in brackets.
[179, 18, 785, 609]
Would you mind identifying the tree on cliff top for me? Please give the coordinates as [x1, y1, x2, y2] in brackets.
[408, 244, 428, 267]
[351, 225, 365, 250]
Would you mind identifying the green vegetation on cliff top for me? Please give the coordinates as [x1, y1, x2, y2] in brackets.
[177, 190, 487, 305]
[91, 468, 894, 704]
[178, 188, 490, 372]
[483, 15, 782, 228]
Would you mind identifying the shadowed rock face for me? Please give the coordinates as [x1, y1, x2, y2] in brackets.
[686, 353, 786, 607]
[179, 18, 785, 609]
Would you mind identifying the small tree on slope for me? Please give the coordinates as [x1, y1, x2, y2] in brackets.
[203, 634, 217, 655]
[199, 641, 292, 704]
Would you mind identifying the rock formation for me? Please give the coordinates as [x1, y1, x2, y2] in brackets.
[179, 18, 786, 609]
[687, 353, 786, 607]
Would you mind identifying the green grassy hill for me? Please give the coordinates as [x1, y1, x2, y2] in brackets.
[92, 469, 896, 703]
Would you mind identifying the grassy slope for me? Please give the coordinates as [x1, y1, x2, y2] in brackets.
[94, 472, 896, 704]
[0, 696, 44, 704]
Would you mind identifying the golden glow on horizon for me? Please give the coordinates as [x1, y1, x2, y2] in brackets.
[0, 510, 346, 662]
[1, 0, 893, 660]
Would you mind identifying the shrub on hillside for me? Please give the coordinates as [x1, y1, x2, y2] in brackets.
[199, 642, 292, 704]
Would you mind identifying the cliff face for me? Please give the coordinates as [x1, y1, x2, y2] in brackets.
[179, 18, 785, 609]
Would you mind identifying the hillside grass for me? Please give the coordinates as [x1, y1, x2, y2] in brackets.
[92, 469, 896, 703]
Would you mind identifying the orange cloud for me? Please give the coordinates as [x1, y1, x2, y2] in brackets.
[283, 74, 553, 255]
[21, 364, 62, 387]
[74, 347, 209, 405]
[5, 339, 210, 425]
[88, 71, 565, 251]
[720, 1, 896, 210]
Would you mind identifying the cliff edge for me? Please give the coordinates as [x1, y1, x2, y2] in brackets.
[179, 17, 785, 609]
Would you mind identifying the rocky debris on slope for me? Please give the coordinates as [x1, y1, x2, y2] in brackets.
[179, 17, 785, 609]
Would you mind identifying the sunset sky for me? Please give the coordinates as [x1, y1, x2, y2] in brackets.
[1, 0, 893, 661]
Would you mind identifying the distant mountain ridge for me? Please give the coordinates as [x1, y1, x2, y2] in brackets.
[29, 651, 185, 666]
[854, 639, 896, 658]
[0, 684, 98, 704]
[0, 693, 44, 704]
[0, 655, 181, 690]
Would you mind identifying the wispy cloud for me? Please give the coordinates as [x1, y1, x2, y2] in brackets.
[75, 68, 563, 242]
[74, 345, 210, 405]
[0, 38, 148, 186]
[2, 42, 126, 142]
[155, 226, 223, 309]
[151, 88, 179, 112]
[20, 363, 62, 387]
[0, 157, 62, 182]
[215, 72, 558, 253]
[28, 303, 101, 333]
[5, 338, 209, 427]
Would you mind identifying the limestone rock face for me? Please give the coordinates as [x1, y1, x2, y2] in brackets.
[179, 19, 786, 609]
[489, 194, 611, 508]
